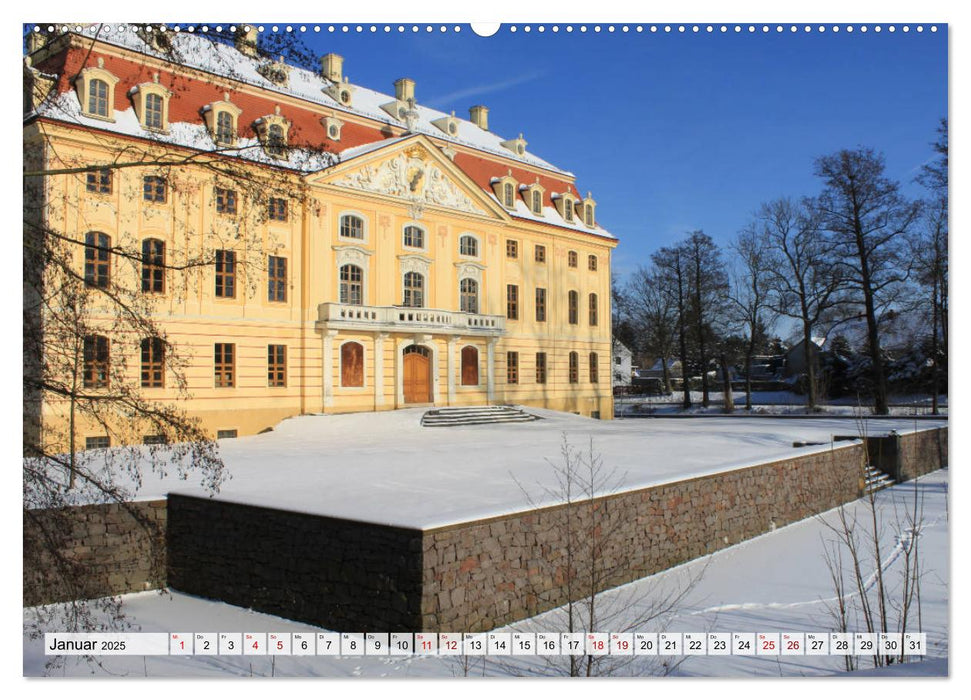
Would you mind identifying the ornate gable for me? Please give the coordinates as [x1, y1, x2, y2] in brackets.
[310, 136, 508, 219]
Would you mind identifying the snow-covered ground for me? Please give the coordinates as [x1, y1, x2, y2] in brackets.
[24, 469, 948, 678]
[616, 392, 948, 417]
[103, 409, 944, 529]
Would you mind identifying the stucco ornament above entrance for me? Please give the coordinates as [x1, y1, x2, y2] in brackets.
[333, 148, 488, 216]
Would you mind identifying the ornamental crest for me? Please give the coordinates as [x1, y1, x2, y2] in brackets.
[333, 154, 487, 215]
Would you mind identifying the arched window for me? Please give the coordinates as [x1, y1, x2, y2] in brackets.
[403, 272, 424, 308]
[83, 335, 110, 388]
[569, 352, 579, 384]
[568, 250, 578, 268]
[216, 111, 234, 145]
[141, 337, 165, 388]
[339, 264, 363, 305]
[503, 182, 515, 208]
[145, 92, 164, 130]
[403, 225, 424, 248]
[85, 232, 111, 288]
[532, 189, 543, 214]
[568, 290, 579, 325]
[588, 254, 598, 271]
[589, 352, 599, 384]
[589, 293, 598, 326]
[341, 342, 364, 387]
[461, 346, 479, 386]
[460, 278, 478, 314]
[267, 123, 286, 157]
[585, 204, 594, 227]
[141, 238, 165, 293]
[340, 214, 365, 240]
[88, 79, 109, 117]
[459, 234, 478, 257]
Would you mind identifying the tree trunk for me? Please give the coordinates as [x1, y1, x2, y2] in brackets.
[803, 321, 818, 411]
[660, 355, 671, 394]
[931, 262, 939, 415]
[745, 343, 755, 411]
[853, 220, 889, 415]
[720, 354, 734, 413]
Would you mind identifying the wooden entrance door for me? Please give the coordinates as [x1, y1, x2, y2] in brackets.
[403, 346, 431, 403]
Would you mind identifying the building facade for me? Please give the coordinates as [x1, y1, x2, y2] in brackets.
[24, 26, 618, 445]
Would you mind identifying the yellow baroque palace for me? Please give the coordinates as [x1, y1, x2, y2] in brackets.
[24, 26, 617, 446]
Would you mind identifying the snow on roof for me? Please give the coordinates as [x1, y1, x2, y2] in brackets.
[36, 91, 335, 173]
[71, 25, 571, 175]
[494, 191, 614, 239]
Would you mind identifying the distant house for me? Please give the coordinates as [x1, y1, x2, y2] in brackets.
[612, 340, 634, 387]
[785, 337, 826, 377]
[640, 358, 682, 379]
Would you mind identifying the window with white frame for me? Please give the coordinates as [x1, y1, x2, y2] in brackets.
[340, 264, 363, 305]
[459, 234, 478, 257]
[340, 214, 365, 240]
[403, 272, 424, 307]
[460, 278, 478, 314]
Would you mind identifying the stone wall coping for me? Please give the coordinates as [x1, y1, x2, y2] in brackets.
[420, 438, 867, 537]
[166, 493, 424, 536]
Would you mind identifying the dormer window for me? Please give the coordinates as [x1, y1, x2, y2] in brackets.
[204, 96, 242, 147]
[90, 79, 109, 116]
[75, 60, 119, 121]
[130, 76, 171, 132]
[431, 111, 459, 137]
[267, 124, 285, 157]
[257, 56, 292, 87]
[216, 112, 234, 145]
[323, 115, 344, 142]
[254, 109, 290, 160]
[525, 180, 545, 216]
[555, 191, 577, 223]
[325, 78, 355, 107]
[493, 171, 518, 211]
[500, 133, 528, 157]
[582, 192, 597, 228]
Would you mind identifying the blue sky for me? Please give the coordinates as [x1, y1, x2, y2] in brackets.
[298, 24, 947, 280]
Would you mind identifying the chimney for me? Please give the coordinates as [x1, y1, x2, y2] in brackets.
[394, 78, 415, 102]
[236, 25, 259, 57]
[26, 28, 48, 54]
[321, 53, 343, 83]
[469, 105, 489, 131]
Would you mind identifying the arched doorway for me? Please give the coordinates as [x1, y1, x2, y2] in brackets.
[403, 345, 431, 404]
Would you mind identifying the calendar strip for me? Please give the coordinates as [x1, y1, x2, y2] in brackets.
[44, 632, 927, 657]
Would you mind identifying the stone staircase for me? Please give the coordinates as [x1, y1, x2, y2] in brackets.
[864, 464, 895, 495]
[421, 405, 541, 427]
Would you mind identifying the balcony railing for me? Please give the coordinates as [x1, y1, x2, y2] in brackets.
[317, 302, 506, 335]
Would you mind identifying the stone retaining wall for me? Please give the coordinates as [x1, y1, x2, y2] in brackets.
[166, 496, 425, 631]
[23, 500, 166, 606]
[26, 426, 946, 631]
[419, 441, 865, 631]
[842, 427, 948, 483]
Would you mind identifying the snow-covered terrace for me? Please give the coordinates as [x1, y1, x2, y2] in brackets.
[151, 409, 945, 529]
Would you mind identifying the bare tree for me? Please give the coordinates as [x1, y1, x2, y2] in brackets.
[912, 119, 948, 415]
[814, 149, 921, 415]
[508, 436, 705, 677]
[683, 231, 729, 408]
[23, 24, 327, 643]
[626, 266, 677, 393]
[652, 246, 692, 407]
[729, 225, 776, 410]
[756, 198, 845, 410]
